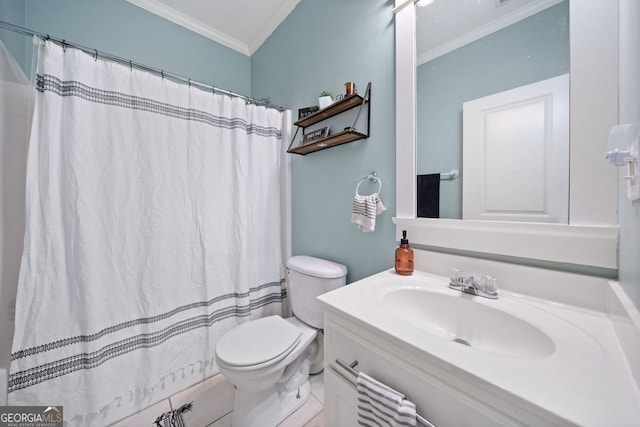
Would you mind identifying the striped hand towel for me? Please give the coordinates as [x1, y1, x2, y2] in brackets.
[351, 193, 386, 232]
[357, 372, 417, 427]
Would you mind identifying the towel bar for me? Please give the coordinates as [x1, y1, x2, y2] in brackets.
[335, 358, 436, 427]
[356, 171, 383, 196]
[440, 169, 459, 180]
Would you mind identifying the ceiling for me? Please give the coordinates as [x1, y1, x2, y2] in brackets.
[125, 0, 561, 60]
[126, 0, 301, 56]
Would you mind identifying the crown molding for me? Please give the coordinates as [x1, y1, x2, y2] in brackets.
[418, 0, 564, 65]
[126, 0, 251, 56]
[247, 0, 300, 55]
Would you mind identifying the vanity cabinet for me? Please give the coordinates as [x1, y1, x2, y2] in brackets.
[323, 311, 530, 427]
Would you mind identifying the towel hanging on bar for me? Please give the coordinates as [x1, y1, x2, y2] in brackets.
[351, 194, 386, 232]
[357, 371, 418, 427]
[417, 174, 440, 218]
[336, 358, 436, 427]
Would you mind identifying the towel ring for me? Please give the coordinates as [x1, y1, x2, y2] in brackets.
[356, 172, 382, 196]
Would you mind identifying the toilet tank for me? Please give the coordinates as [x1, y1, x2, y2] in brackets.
[286, 256, 347, 328]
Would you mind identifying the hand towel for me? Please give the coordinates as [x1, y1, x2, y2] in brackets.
[357, 372, 417, 427]
[351, 193, 386, 232]
[417, 174, 440, 218]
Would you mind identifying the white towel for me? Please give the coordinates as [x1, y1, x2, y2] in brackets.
[351, 193, 386, 232]
[357, 372, 417, 427]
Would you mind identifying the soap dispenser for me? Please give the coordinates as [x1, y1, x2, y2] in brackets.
[395, 230, 414, 275]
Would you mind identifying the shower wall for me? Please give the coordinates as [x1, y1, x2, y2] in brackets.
[0, 42, 31, 390]
[0, 2, 25, 69]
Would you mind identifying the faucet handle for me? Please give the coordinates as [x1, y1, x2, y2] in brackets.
[480, 275, 498, 293]
[449, 268, 464, 285]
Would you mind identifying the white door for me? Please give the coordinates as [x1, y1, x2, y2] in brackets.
[462, 74, 569, 223]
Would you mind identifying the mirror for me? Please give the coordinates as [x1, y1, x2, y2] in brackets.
[415, 0, 569, 220]
[393, 0, 618, 269]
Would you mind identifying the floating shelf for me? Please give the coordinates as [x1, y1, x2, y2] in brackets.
[287, 129, 368, 155]
[294, 94, 365, 128]
[288, 82, 371, 156]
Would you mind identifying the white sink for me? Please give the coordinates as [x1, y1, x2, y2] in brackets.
[317, 270, 640, 427]
[382, 286, 555, 358]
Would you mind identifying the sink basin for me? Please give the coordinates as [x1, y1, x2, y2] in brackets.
[382, 287, 556, 358]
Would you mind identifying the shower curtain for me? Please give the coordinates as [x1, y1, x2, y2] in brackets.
[9, 40, 290, 426]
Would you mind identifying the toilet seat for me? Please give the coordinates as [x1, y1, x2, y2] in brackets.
[216, 316, 302, 368]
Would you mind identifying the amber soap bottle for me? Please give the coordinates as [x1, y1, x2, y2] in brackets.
[395, 230, 414, 275]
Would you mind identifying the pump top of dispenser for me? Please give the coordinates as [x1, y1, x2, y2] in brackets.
[401, 230, 409, 245]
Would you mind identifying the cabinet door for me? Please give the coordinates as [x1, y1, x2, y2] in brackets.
[325, 316, 527, 427]
[324, 368, 358, 427]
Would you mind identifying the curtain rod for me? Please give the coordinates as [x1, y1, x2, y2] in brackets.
[0, 20, 286, 112]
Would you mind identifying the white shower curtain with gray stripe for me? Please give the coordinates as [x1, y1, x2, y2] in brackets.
[9, 40, 290, 426]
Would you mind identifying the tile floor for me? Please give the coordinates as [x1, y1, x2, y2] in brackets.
[207, 371, 325, 427]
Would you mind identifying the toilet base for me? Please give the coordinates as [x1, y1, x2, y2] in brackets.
[231, 379, 311, 427]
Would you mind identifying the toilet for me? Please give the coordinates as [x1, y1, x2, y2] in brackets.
[215, 256, 347, 427]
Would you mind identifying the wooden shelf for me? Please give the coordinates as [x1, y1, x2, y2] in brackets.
[294, 94, 365, 128]
[288, 82, 371, 155]
[287, 129, 367, 155]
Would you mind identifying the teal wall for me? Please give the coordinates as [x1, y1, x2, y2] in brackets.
[1, 0, 397, 284]
[251, 0, 397, 283]
[1, 0, 250, 94]
[416, 1, 569, 219]
[618, 0, 640, 310]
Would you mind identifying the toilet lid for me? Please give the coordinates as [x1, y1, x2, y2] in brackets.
[216, 316, 302, 367]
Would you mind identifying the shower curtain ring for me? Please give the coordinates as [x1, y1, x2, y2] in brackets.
[161, 70, 164, 80]
[62, 39, 67, 52]
[94, 49, 98, 61]
[129, 60, 133, 71]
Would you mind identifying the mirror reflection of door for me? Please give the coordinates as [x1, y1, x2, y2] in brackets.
[416, 0, 570, 220]
[462, 74, 569, 223]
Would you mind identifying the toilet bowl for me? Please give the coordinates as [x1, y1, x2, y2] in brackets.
[214, 256, 347, 427]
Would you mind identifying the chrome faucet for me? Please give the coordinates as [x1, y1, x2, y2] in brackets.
[448, 269, 498, 299]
